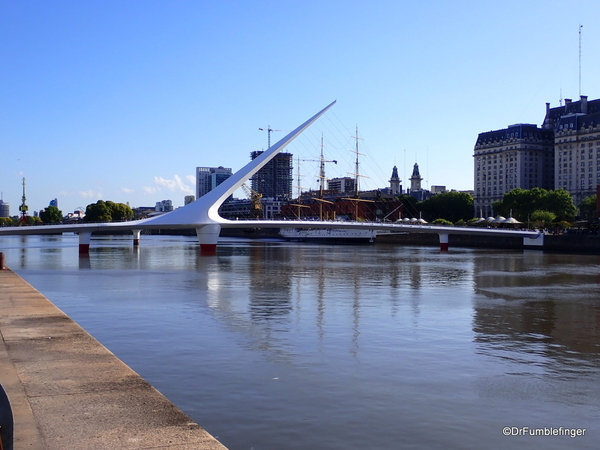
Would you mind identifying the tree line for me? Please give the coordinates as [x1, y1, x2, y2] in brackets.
[397, 188, 595, 228]
[0, 200, 133, 226]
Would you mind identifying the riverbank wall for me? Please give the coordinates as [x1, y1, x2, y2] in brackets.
[0, 267, 228, 450]
[376, 231, 600, 254]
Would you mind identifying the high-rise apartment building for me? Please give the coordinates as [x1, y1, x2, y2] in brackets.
[250, 151, 293, 200]
[196, 166, 233, 199]
[0, 199, 9, 218]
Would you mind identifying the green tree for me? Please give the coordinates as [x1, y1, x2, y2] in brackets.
[84, 200, 134, 222]
[579, 194, 597, 221]
[495, 188, 577, 222]
[18, 216, 42, 226]
[491, 201, 504, 218]
[543, 189, 577, 222]
[431, 218, 453, 226]
[530, 210, 556, 229]
[419, 191, 473, 223]
[84, 200, 112, 222]
[0, 217, 13, 226]
[397, 195, 421, 219]
[106, 201, 133, 221]
[495, 187, 545, 219]
[39, 205, 63, 224]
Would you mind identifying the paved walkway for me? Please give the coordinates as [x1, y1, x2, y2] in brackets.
[0, 267, 228, 450]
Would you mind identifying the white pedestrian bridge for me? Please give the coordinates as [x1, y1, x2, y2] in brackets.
[0, 101, 542, 253]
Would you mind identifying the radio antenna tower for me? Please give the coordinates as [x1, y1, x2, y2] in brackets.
[579, 24, 583, 96]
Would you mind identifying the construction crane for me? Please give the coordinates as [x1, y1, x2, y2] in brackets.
[241, 183, 263, 218]
[298, 158, 337, 193]
[258, 125, 283, 148]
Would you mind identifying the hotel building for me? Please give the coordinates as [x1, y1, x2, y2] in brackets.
[473, 95, 600, 217]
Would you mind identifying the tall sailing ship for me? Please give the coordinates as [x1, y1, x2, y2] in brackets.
[279, 128, 377, 244]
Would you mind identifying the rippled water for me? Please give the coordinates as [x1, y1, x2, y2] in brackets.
[1, 234, 599, 449]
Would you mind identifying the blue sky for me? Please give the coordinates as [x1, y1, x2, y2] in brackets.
[2, 0, 599, 215]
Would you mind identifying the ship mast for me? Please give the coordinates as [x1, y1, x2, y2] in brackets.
[351, 125, 364, 198]
[319, 133, 326, 197]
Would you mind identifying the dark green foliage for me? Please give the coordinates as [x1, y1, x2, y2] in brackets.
[419, 191, 473, 223]
[397, 195, 421, 218]
[105, 201, 134, 221]
[0, 217, 14, 226]
[578, 194, 597, 221]
[494, 188, 577, 222]
[530, 210, 556, 228]
[84, 200, 133, 222]
[19, 216, 41, 225]
[39, 205, 63, 224]
[84, 200, 113, 222]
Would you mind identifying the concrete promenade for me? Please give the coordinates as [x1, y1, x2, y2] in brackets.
[0, 267, 228, 450]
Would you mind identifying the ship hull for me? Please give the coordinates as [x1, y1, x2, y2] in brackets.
[279, 227, 376, 244]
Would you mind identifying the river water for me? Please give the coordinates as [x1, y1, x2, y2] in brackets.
[1, 234, 599, 449]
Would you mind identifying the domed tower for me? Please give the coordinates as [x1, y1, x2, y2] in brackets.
[410, 163, 422, 192]
[389, 166, 401, 195]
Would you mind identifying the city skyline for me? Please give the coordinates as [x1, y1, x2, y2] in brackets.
[2, 1, 600, 214]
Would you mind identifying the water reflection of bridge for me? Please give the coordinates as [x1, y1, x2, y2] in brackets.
[0, 101, 540, 255]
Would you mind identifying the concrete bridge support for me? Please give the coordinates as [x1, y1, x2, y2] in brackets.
[132, 229, 141, 246]
[196, 224, 221, 255]
[78, 232, 92, 255]
[438, 233, 449, 251]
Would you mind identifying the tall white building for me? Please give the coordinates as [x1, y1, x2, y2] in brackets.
[474, 95, 600, 217]
[473, 124, 554, 217]
[196, 166, 233, 199]
[543, 95, 600, 205]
